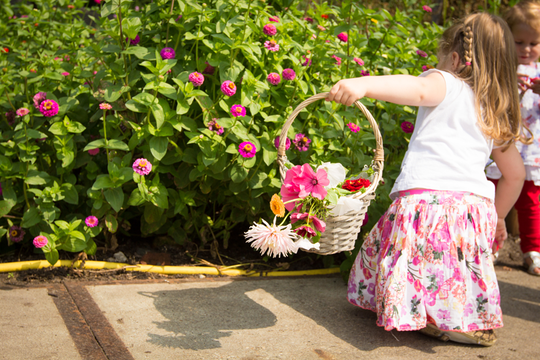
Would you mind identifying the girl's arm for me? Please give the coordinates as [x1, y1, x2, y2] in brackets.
[491, 144, 526, 248]
[325, 73, 447, 107]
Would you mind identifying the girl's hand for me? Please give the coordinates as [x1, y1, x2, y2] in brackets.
[326, 78, 367, 106]
[493, 218, 507, 254]
[517, 73, 529, 92]
[530, 78, 540, 95]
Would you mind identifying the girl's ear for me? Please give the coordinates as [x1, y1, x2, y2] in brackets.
[451, 51, 461, 71]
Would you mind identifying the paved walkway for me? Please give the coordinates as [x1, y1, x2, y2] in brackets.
[1, 268, 539, 360]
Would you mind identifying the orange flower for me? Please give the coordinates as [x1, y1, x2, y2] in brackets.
[270, 194, 285, 217]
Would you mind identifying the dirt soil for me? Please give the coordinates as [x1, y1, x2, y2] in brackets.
[0, 230, 527, 286]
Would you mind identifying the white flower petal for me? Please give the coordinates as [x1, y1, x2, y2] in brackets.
[317, 162, 347, 189]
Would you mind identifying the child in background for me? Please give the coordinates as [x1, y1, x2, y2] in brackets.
[327, 13, 528, 346]
[486, 0, 540, 276]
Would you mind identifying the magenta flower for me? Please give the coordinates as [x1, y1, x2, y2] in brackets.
[231, 104, 246, 117]
[188, 72, 204, 87]
[354, 57, 364, 66]
[5, 110, 16, 125]
[132, 158, 152, 175]
[294, 163, 329, 200]
[221, 80, 237, 96]
[291, 213, 326, 233]
[267, 72, 281, 85]
[88, 148, 100, 156]
[85, 216, 99, 228]
[160, 47, 175, 59]
[295, 225, 317, 238]
[401, 121, 414, 133]
[99, 103, 112, 110]
[16, 108, 29, 117]
[8, 225, 25, 243]
[264, 39, 280, 52]
[281, 165, 304, 211]
[337, 32, 348, 42]
[269, 16, 279, 22]
[239, 141, 256, 158]
[347, 123, 360, 133]
[304, 17, 314, 23]
[274, 136, 291, 150]
[332, 55, 342, 66]
[176, 15, 182, 22]
[360, 70, 370, 77]
[127, 34, 140, 45]
[62, 72, 70, 76]
[33, 92, 47, 109]
[282, 68, 296, 81]
[423, 5, 432, 12]
[416, 50, 428, 58]
[33, 235, 48, 248]
[208, 118, 224, 135]
[202, 61, 215, 75]
[293, 133, 311, 151]
[301, 55, 311, 67]
[39, 99, 59, 117]
[263, 24, 277, 36]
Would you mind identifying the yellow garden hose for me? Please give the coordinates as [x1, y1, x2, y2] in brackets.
[0, 260, 340, 277]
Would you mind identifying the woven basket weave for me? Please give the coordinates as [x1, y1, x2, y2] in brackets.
[277, 92, 385, 255]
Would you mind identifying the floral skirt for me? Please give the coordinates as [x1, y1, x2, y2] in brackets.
[347, 190, 503, 332]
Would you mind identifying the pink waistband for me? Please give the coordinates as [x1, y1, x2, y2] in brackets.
[397, 189, 477, 197]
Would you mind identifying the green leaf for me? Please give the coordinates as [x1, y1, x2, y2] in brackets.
[49, 122, 69, 135]
[62, 183, 79, 205]
[127, 188, 146, 206]
[59, 237, 87, 252]
[0, 200, 14, 217]
[85, 238, 97, 255]
[104, 83, 124, 102]
[230, 164, 248, 183]
[45, 249, 60, 266]
[104, 187, 124, 212]
[25, 170, 50, 185]
[122, 46, 150, 59]
[93, 175, 115, 190]
[21, 207, 41, 228]
[83, 139, 107, 151]
[105, 214, 119, 233]
[105, 139, 130, 151]
[149, 137, 168, 161]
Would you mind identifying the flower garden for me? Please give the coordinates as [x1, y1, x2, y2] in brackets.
[0, 0, 485, 272]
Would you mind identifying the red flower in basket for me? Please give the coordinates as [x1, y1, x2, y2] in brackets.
[342, 178, 371, 192]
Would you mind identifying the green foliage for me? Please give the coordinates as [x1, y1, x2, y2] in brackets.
[0, 0, 442, 265]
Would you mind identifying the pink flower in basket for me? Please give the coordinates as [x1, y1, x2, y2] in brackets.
[295, 225, 317, 238]
[280, 164, 329, 211]
[291, 213, 326, 232]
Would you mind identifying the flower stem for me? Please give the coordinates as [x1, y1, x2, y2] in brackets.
[165, 0, 175, 47]
[103, 110, 110, 162]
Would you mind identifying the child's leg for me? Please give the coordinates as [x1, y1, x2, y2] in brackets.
[513, 181, 540, 275]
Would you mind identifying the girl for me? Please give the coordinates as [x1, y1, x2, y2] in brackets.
[326, 13, 527, 346]
[487, 0, 540, 276]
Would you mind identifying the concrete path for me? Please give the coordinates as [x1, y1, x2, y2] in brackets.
[1, 268, 539, 360]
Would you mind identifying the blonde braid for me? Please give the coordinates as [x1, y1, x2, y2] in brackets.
[463, 25, 473, 66]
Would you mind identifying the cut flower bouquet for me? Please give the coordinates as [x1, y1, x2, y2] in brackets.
[245, 162, 374, 258]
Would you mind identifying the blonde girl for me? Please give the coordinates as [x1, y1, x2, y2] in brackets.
[327, 13, 527, 346]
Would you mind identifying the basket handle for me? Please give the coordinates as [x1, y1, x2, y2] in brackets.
[277, 92, 385, 200]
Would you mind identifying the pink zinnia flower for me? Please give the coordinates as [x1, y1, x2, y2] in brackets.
[401, 121, 414, 133]
[360, 70, 370, 76]
[301, 55, 311, 67]
[295, 225, 317, 238]
[293, 133, 311, 151]
[239, 141, 256, 158]
[88, 148, 100, 155]
[208, 118, 224, 135]
[5, 110, 15, 125]
[305, 17, 314, 23]
[337, 32, 348, 42]
[282, 68, 296, 81]
[274, 136, 291, 150]
[281, 165, 305, 210]
[263, 24, 277, 36]
[132, 158, 152, 175]
[62, 72, 70, 76]
[332, 55, 342, 66]
[267, 72, 281, 85]
[269, 16, 279, 22]
[202, 61, 215, 75]
[317, 25, 326, 31]
[99, 103, 112, 110]
[231, 104, 246, 117]
[16, 108, 29, 117]
[423, 5, 432, 12]
[294, 163, 329, 200]
[347, 122, 360, 133]
[188, 72, 204, 87]
[39, 99, 59, 117]
[291, 213, 326, 232]
[354, 57, 364, 66]
[33, 235, 48, 248]
[264, 39, 279, 52]
[160, 47, 175, 59]
[221, 80, 236, 96]
[416, 49, 428, 58]
[245, 218, 299, 258]
[85, 216, 99, 228]
[422, 64, 434, 72]
[127, 34, 140, 45]
[9, 225, 25, 243]
[33, 91, 47, 109]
